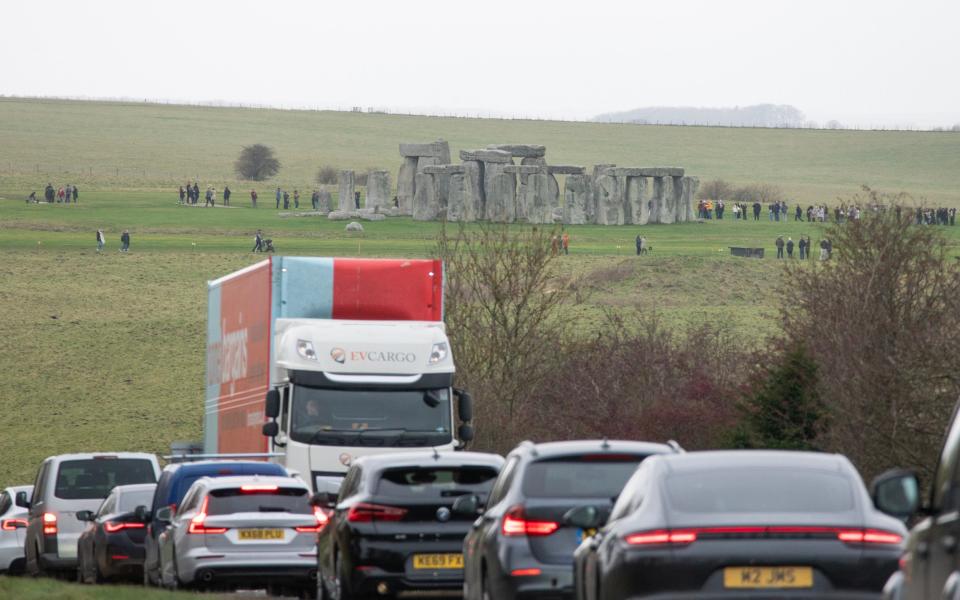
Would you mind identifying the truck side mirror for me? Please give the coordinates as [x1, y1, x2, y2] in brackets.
[455, 389, 473, 422]
[458, 423, 475, 443]
[265, 389, 281, 419]
[15, 491, 30, 508]
[262, 421, 280, 438]
[871, 469, 920, 521]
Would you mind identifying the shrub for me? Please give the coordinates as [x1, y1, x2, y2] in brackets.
[315, 165, 337, 185]
[234, 144, 280, 181]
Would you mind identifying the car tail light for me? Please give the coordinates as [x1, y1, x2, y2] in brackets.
[346, 503, 407, 523]
[837, 529, 903, 545]
[502, 505, 559, 537]
[625, 529, 697, 546]
[296, 507, 330, 533]
[105, 521, 146, 533]
[188, 497, 228, 535]
[1, 519, 27, 530]
[511, 568, 542, 576]
[110, 554, 129, 560]
[240, 484, 279, 493]
[42, 512, 57, 535]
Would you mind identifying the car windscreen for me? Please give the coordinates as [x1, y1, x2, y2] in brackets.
[207, 488, 311, 515]
[665, 468, 857, 513]
[376, 466, 499, 498]
[118, 489, 155, 513]
[522, 454, 647, 498]
[55, 459, 157, 500]
[290, 386, 453, 447]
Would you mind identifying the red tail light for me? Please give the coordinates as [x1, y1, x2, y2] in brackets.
[105, 521, 146, 533]
[625, 526, 903, 547]
[502, 506, 559, 537]
[296, 507, 331, 533]
[511, 568, 542, 577]
[626, 529, 697, 545]
[837, 529, 903, 545]
[188, 497, 228, 535]
[240, 484, 279, 493]
[1, 519, 27, 531]
[42, 512, 57, 535]
[346, 503, 407, 523]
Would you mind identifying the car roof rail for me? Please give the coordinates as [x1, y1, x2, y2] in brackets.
[666, 440, 685, 453]
[518, 440, 538, 456]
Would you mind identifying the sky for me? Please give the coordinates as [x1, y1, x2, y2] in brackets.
[3, 0, 959, 128]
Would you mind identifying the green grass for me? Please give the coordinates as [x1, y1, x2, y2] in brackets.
[0, 576, 232, 599]
[1, 98, 959, 207]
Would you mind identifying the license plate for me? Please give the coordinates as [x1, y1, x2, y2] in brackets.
[412, 553, 463, 570]
[724, 566, 813, 589]
[238, 529, 284, 541]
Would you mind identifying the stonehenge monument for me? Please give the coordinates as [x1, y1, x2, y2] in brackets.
[397, 140, 451, 215]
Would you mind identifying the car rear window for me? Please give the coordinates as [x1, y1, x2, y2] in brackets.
[207, 488, 311, 515]
[522, 455, 646, 498]
[171, 464, 287, 504]
[55, 459, 157, 500]
[118, 489, 155, 512]
[376, 466, 499, 497]
[665, 469, 856, 513]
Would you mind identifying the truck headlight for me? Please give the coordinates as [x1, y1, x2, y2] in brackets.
[297, 339, 318, 360]
[428, 342, 448, 365]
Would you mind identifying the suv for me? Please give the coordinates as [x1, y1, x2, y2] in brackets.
[0, 485, 33, 573]
[878, 401, 960, 600]
[462, 439, 677, 600]
[142, 460, 289, 586]
[23, 452, 160, 577]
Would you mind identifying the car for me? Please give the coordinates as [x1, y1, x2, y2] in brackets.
[573, 450, 907, 600]
[0, 485, 33, 573]
[142, 459, 290, 586]
[313, 450, 504, 599]
[23, 452, 160, 577]
[878, 401, 960, 600]
[155, 475, 323, 593]
[76, 483, 156, 583]
[462, 439, 678, 600]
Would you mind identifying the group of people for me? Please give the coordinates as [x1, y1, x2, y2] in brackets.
[28, 183, 80, 203]
[550, 232, 571, 255]
[916, 207, 957, 225]
[774, 235, 832, 260]
[179, 183, 233, 207]
[95, 229, 132, 253]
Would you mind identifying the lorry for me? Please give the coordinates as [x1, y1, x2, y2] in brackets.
[203, 256, 474, 493]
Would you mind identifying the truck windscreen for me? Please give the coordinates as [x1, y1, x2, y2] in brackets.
[290, 386, 453, 447]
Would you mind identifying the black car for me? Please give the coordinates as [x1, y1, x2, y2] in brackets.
[878, 402, 960, 600]
[314, 450, 504, 599]
[573, 450, 907, 600]
[76, 483, 156, 583]
[462, 439, 677, 600]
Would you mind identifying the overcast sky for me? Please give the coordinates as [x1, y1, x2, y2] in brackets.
[3, 0, 958, 127]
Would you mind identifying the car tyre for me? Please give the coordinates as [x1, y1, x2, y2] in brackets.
[25, 540, 43, 578]
[482, 566, 494, 600]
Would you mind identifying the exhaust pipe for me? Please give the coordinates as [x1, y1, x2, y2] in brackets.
[309, 569, 318, 581]
[377, 582, 390, 595]
[199, 570, 215, 583]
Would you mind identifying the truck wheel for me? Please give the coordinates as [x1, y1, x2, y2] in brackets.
[26, 540, 43, 578]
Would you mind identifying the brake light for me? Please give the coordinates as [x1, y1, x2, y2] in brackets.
[837, 529, 903, 545]
[240, 484, 279, 493]
[347, 503, 407, 523]
[105, 521, 146, 533]
[511, 568, 542, 576]
[42, 512, 57, 535]
[1, 519, 27, 530]
[626, 529, 697, 545]
[296, 507, 330, 533]
[502, 506, 559, 537]
[188, 497, 228, 534]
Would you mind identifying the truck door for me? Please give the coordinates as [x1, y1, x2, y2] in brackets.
[924, 407, 960, 599]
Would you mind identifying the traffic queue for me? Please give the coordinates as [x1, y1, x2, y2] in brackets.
[3, 427, 953, 599]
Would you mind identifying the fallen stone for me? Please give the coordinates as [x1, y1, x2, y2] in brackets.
[487, 144, 546, 158]
[459, 149, 513, 163]
[547, 165, 586, 175]
[361, 213, 386, 221]
[345, 221, 364, 232]
[611, 167, 685, 177]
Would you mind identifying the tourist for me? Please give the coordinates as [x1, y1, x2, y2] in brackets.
[72, 185, 79, 203]
[562, 231, 570, 255]
[28, 191, 36, 203]
[354, 191, 361, 209]
[293, 189, 300, 209]
[795, 205, 802, 221]
[223, 186, 231, 206]
[252, 229, 264, 252]
[179, 186, 186, 204]
[775, 236, 784, 259]
[192, 182, 199, 205]
[96, 229, 105, 253]
[753, 202, 761, 220]
[65, 185, 73, 203]
[120, 230, 130, 253]
[205, 187, 214, 207]
[250, 189, 258, 208]
[636, 234, 643, 255]
[283, 190, 290, 209]
[275, 187, 282, 209]
[311, 190, 319, 210]
[550, 235, 559, 257]
[798, 236, 806, 259]
[786, 236, 794, 258]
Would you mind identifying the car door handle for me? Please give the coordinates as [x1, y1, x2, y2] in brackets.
[943, 535, 958, 553]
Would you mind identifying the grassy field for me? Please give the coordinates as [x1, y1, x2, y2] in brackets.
[0, 576, 232, 599]
[1, 98, 959, 207]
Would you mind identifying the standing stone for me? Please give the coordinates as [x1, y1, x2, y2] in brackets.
[446, 171, 469, 221]
[593, 168, 623, 225]
[462, 161, 484, 222]
[659, 176, 676, 224]
[624, 176, 649, 225]
[338, 170, 355, 211]
[529, 170, 560, 224]
[397, 157, 418, 214]
[413, 172, 440, 221]
[318, 190, 332, 213]
[484, 164, 517, 223]
[681, 177, 699, 222]
[505, 165, 541, 222]
[366, 170, 391, 210]
[563, 174, 591, 225]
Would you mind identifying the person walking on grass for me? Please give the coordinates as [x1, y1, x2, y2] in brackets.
[775, 235, 784, 259]
[178, 186, 185, 204]
[283, 190, 290, 210]
[96, 229, 105, 253]
[120, 230, 130, 253]
[252, 229, 264, 253]
[275, 187, 281, 209]
[311, 190, 319, 211]
[798, 236, 806, 260]
[562, 231, 570, 255]
[250, 189, 258, 208]
[223, 186, 231, 206]
[192, 182, 199, 205]
[293, 189, 300, 209]
[72, 185, 79, 203]
[786, 236, 794, 258]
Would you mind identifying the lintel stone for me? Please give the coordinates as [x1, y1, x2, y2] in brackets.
[486, 144, 546, 158]
[611, 167, 685, 177]
[547, 165, 586, 175]
[459, 149, 513, 163]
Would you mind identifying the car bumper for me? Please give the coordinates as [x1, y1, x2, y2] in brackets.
[0, 531, 26, 572]
[350, 564, 465, 595]
[39, 552, 78, 571]
[624, 593, 881, 600]
[502, 563, 575, 600]
[178, 549, 316, 586]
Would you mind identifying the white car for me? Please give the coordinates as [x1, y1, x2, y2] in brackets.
[0, 485, 33, 573]
[156, 475, 323, 594]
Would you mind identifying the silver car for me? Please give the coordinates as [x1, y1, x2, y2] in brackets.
[0, 485, 33, 573]
[24, 452, 160, 577]
[156, 475, 323, 593]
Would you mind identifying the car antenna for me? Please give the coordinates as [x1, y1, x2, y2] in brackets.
[432, 447, 440, 460]
[667, 440, 685, 453]
[601, 438, 611, 450]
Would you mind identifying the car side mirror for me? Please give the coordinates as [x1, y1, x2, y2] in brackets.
[458, 423, 475, 443]
[455, 389, 473, 422]
[451, 494, 481, 516]
[15, 491, 30, 508]
[564, 505, 602, 529]
[310, 492, 337, 509]
[155, 506, 173, 523]
[265, 389, 281, 419]
[871, 469, 920, 521]
[262, 421, 280, 437]
[76, 510, 94, 522]
[133, 505, 150, 522]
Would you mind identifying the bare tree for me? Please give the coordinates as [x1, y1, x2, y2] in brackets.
[234, 144, 281, 181]
[315, 165, 337, 185]
[697, 179, 736, 201]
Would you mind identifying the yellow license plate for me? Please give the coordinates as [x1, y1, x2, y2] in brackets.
[724, 566, 813, 589]
[412, 553, 464, 570]
[238, 529, 284, 541]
